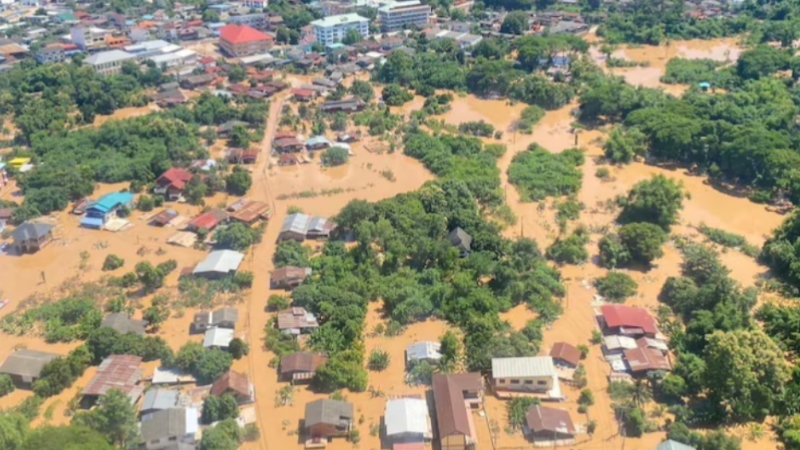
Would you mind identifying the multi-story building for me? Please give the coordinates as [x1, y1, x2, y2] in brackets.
[243, 0, 268, 9]
[70, 26, 112, 51]
[310, 13, 368, 46]
[378, 0, 431, 32]
[218, 24, 273, 57]
[227, 12, 267, 30]
[83, 49, 136, 76]
[34, 43, 66, 64]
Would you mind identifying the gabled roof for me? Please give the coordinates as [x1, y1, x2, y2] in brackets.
[12, 222, 53, 242]
[211, 307, 239, 324]
[271, 266, 312, 283]
[0, 349, 60, 379]
[141, 389, 180, 412]
[101, 313, 148, 336]
[406, 341, 442, 362]
[189, 208, 228, 230]
[448, 227, 472, 251]
[203, 327, 234, 347]
[210, 369, 250, 398]
[193, 250, 244, 275]
[219, 24, 272, 44]
[432, 373, 482, 438]
[83, 354, 143, 399]
[157, 168, 192, 189]
[277, 307, 319, 331]
[304, 399, 354, 428]
[600, 304, 658, 335]
[280, 352, 327, 375]
[140, 408, 198, 441]
[385, 397, 430, 437]
[88, 192, 134, 214]
[549, 342, 580, 367]
[492, 356, 556, 379]
[525, 405, 576, 435]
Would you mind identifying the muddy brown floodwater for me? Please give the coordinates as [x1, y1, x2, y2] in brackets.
[0, 58, 783, 449]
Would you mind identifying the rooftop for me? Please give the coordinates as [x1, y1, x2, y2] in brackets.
[11, 222, 53, 242]
[432, 373, 482, 438]
[82, 354, 143, 400]
[311, 13, 368, 28]
[203, 327, 235, 347]
[304, 399, 354, 427]
[280, 352, 327, 375]
[193, 250, 244, 275]
[0, 349, 60, 379]
[525, 405, 576, 435]
[385, 397, 431, 437]
[140, 408, 198, 442]
[492, 356, 556, 379]
[101, 313, 148, 336]
[600, 304, 658, 335]
[141, 389, 180, 412]
[219, 24, 272, 44]
[84, 49, 135, 66]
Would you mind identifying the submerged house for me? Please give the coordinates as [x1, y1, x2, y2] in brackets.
[448, 227, 472, 256]
[270, 266, 312, 290]
[278, 213, 336, 241]
[384, 397, 433, 443]
[154, 167, 193, 201]
[279, 352, 327, 383]
[11, 222, 54, 254]
[0, 349, 60, 388]
[277, 307, 319, 335]
[192, 250, 245, 279]
[304, 399, 354, 440]
[191, 307, 239, 333]
[431, 373, 483, 450]
[491, 356, 562, 400]
[81, 192, 134, 228]
[523, 405, 576, 446]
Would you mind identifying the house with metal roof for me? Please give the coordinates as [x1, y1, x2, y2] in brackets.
[187, 208, 228, 232]
[599, 304, 659, 338]
[491, 356, 562, 399]
[101, 313, 148, 336]
[192, 250, 244, 279]
[279, 352, 327, 382]
[210, 369, 253, 404]
[277, 307, 319, 335]
[524, 405, 576, 446]
[549, 342, 580, 368]
[81, 192, 134, 229]
[154, 167, 193, 201]
[431, 373, 483, 450]
[270, 266, 312, 290]
[140, 407, 199, 450]
[279, 213, 336, 242]
[405, 341, 442, 367]
[83, 49, 136, 76]
[139, 389, 180, 417]
[11, 222, 54, 253]
[384, 397, 432, 442]
[191, 307, 239, 333]
[305, 135, 331, 150]
[304, 399, 354, 439]
[203, 327, 235, 348]
[0, 349, 60, 388]
[82, 354, 144, 404]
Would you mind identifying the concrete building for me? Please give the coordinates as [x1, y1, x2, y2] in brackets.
[70, 26, 112, 50]
[192, 250, 245, 279]
[148, 48, 198, 70]
[378, 0, 430, 32]
[431, 373, 483, 450]
[218, 24, 273, 57]
[228, 12, 267, 30]
[384, 397, 433, 443]
[11, 222, 54, 254]
[491, 356, 562, 399]
[34, 43, 66, 64]
[304, 399, 354, 439]
[311, 14, 368, 46]
[244, 0, 268, 8]
[0, 349, 60, 388]
[140, 408, 199, 450]
[83, 49, 136, 76]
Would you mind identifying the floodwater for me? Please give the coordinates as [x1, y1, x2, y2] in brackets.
[590, 36, 744, 95]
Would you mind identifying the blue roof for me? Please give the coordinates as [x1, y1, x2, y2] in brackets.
[306, 136, 330, 147]
[699, 82, 711, 88]
[80, 216, 105, 229]
[208, 22, 226, 29]
[142, 14, 154, 19]
[88, 192, 134, 214]
[209, 4, 231, 9]
[326, 43, 345, 50]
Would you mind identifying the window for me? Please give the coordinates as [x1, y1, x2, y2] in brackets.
[498, 379, 505, 384]
[536, 380, 547, 386]
[523, 380, 533, 385]
[510, 379, 520, 384]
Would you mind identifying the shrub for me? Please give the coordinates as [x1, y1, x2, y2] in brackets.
[321, 147, 349, 167]
[267, 295, 290, 311]
[0, 374, 14, 397]
[578, 389, 595, 406]
[102, 254, 125, 271]
[594, 271, 638, 302]
[228, 338, 250, 359]
[595, 167, 610, 179]
[508, 145, 584, 201]
[368, 349, 390, 371]
[136, 195, 155, 211]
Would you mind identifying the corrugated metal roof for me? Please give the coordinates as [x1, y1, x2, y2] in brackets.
[203, 327, 234, 347]
[0, 349, 60, 378]
[140, 407, 198, 442]
[281, 213, 310, 234]
[405, 341, 441, 362]
[142, 389, 180, 412]
[385, 398, 431, 436]
[193, 250, 244, 275]
[491, 356, 556, 379]
[656, 440, 696, 450]
[83, 354, 143, 399]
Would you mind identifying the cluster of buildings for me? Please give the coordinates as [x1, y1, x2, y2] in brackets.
[598, 304, 672, 379]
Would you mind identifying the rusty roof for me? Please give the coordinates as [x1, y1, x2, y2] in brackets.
[431, 373, 482, 438]
[549, 342, 581, 367]
[230, 200, 270, 223]
[151, 209, 179, 226]
[277, 307, 319, 330]
[271, 266, 311, 284]
[188, 208, 228, 230]
[280, 352, 327, 375]
[83, 354, 143, 398]
[210, 369, 250, 397]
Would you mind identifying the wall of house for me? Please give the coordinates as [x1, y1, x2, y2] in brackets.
[494, 375, 553, 392]
[308, 422, 339, 439]
[440, 433, 467, 450]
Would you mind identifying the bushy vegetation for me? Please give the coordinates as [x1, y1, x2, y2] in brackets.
[201, 394, 239, 424]
[698, 224, 758, 257]
[170, 342, 233, 385]
[215, 222, 262, 251]
[546, 226, 589, 265]
[603, 126, 647, 164]
[516, 105, 545, 134]
[101, 254, 125, 272]
[321, 147, 349, 167]
[660, 58, 732, 86]
[507, 146, 584, 201]
[594, 272, 638, 302]
[458, 121, 495, 137]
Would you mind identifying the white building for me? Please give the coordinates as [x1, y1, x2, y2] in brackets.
[243, 0, 267, 9]
[148, 48, 198, 69]
[384, 398, 433, 442]
[83, 49, 136, 76]
[70, 26, 111, 50]
[34, 43, 66, 64]
[378, 0, 430, 32]
[310, 13, 368, 46]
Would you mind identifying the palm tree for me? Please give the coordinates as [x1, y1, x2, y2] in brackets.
[631, 378, 653, 408]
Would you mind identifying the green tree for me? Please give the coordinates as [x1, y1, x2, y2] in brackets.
[199, 419, 241, 450]
[0, 413, 28, 450]
[228, 338, 249, 359]
[225, 167, 252, 196]
[136, 195, 155, 212]
[228, 125, 251, 148]
[342, 28, 362, 45]
[618, 175, 685, 230]
[349, 80, 374, 102]
[273, 240, 311, 267]
[321, 147, 349, 167]
[381, 84, 414, 106]
[215, 222, 260, 251]
[546, 227, 589, 264]
[71, 389, 140, 449]
[703, 328, 791, 421]
[0, 374, 14, 397]
[135, 261, 166, 293]
[598, 233, 631, 268]
[367, 349, 390, 371]
[267, 295, 290, 311]
[184, 175, 208, 205]
[594, 271, 638, 302]
[227, 65, 247, 83]
[500, 11, 529, 35]
[201, 394, 239, 424]
[439, 330, 461, 371]
[101, 254, 124, 271]
[506, 397, 540, 430]
[618, 222, 667, 265]
[603, 126, 647, 164]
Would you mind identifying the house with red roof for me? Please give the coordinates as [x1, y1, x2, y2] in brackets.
[218, 24, 273, 58]
[599, 304, 659, 338]
[188, 208, 229, 233]
[154, 168, 193, 201]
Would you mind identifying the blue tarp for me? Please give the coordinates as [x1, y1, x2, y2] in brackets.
[80, 217, 104, 229]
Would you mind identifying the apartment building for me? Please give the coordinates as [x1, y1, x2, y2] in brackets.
[228, 12, 267, 30]
[244, 0, 268, 9]
[34, 43, 66, 64]
[83, 49, 136, 76]
[70, 26, 112, 50]
[378, 0, 431, 32]
[310, 13, 368, 46]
